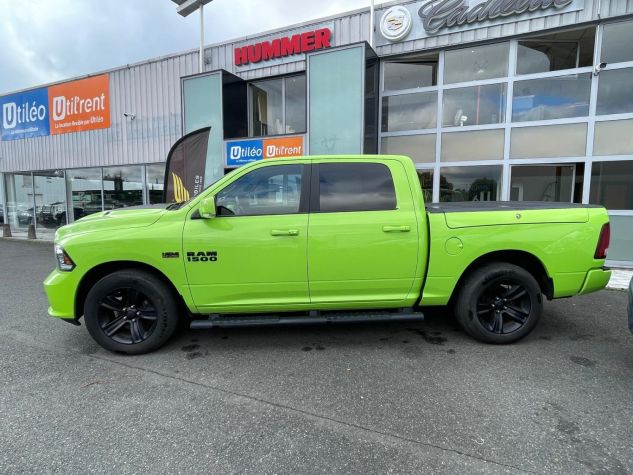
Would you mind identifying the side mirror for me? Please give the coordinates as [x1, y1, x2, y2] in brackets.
[198, 196, 216, 219]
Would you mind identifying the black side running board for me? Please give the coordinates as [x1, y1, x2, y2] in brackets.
[189, 309, 424, 329]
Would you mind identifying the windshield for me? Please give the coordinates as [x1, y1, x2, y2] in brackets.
[165, 172, 233, 210]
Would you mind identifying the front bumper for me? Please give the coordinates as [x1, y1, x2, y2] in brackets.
[43, 268, 82, 320]
[578, 268, 611, 295]
[626, 279, 633, 333]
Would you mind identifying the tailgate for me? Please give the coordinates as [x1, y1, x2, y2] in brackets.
[444, 207, 589, 229]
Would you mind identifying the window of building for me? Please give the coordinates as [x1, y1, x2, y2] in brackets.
[590, 161, 633, 210]
[442, 83, 506, 127]
[4, 172, 34, 230]
[440, 166, 502, 202]
[516, 27, 595, 75]
[146, 163, 166, 204]
[441, 129, 505, 162]
[381, 134, 436, 163]
[216, 164, 304, 216]
[383, 53, 439, 91]
[66, 168, 103, 221]
[250, 75, 306, 137]
[510, 123, 587, 159]
[103, 166, 143, 209]
[510, 165, 575, 202]
[593, 119, 633, 156]
[33, 170, 67, 234]
[601, 20, 633, 64]
[317, 163, 396, 212]
[512, 73, 591, 121]
[382, 91, 437, 132]
[444, 43, 509, 84]
[596, 68, 633, 115]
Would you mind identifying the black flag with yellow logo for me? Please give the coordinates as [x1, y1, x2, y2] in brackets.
[163, 127, 211, 203]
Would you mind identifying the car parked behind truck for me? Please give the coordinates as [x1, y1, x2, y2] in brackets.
[44, 155, 611, 354]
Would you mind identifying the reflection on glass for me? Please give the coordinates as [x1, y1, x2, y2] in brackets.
[441, 129, 504, 162]
[381, 92, 437, 132]
[444, 43, 509, 84]
[216, 164, 303, 216]
[34, 170, 67, 233]
[417, 169, 433, 202]
[4, 173, 34, 230]
[601, 20, 633, 64]
[146, 163, 166, 204]
[593, 119, 633, 156]
[383, 55, 439, 90]
[590, 161, 633, 210]
[103, 166, 143, 209]
[381, 134, 436, 163]
[67, 168, 103, 221]
[510, 123, 587, 159]
[251, 78, 284, 136]
[606, 215, 633, 261]
[443, 84, 506, 127]
[510, 165, 574, 202]
[440, 166, 502, 202]
[517, 28, 595, 75]
[512, 73, 591, 121]
[285, 75, 306, 134]
[596, 68, 633, 115]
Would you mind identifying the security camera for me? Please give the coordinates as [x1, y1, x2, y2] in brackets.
[123, 112, 136, 120]
[593, 62, 607, 76]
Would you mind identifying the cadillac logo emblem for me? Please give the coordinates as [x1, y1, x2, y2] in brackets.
[379, 6, 413, 42]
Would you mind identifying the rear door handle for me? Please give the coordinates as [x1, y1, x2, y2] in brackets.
[382, 225, 411, 233]
[271, 229, 299, 236]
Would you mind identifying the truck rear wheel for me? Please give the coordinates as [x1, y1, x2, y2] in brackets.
[455, 263, 542, 344]
[84, 270, 179, 354]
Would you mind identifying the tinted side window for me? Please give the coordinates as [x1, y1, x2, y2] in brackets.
[317, 163, 397, 212]
[216, 164, 303, 216]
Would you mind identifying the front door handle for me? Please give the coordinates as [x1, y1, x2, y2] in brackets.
[271, 229, 300, 236]
[382, 225, 411, 233]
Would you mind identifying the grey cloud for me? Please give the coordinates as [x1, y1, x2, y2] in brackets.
[0, 0, 389, 95]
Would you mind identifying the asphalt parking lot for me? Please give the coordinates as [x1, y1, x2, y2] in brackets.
[1, 239, 632, 474]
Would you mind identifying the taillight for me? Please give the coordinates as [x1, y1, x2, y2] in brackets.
[594, 223, 610, 259]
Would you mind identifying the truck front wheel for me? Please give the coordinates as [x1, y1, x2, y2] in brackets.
[455, 263, 543, 344]
[84, 270, 180, 354]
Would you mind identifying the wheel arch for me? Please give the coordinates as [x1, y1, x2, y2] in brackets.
[74, 261, 189, 319]
[450, 250, 554, 304]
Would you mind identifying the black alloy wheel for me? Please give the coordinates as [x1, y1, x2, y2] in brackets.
[84, 270, 180, 354]
[455, 262, 543, 344]
[475, 279, 531, 335]
[98, 287, 158, 345]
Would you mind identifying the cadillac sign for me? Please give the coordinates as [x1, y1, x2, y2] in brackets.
[378, 0, 581, 42]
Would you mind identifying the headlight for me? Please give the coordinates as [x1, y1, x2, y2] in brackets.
[54, 245, 75, 271]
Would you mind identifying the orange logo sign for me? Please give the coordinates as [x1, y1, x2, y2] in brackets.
[263, 136, 304, 159]
[48, 74, 110, 135]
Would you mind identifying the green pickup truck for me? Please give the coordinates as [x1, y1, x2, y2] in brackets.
[44, 156, 612, 354]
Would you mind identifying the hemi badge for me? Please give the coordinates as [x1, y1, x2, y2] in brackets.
[162, 252, 180, 259]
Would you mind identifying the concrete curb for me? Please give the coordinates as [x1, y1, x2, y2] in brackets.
[607, 269, 633, 290]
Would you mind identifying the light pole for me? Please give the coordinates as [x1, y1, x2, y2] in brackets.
[171, 0, 214, 73]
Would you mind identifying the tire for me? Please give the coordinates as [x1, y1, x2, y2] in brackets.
[84, 270, 180, 354]
[454, 263, 543, 344]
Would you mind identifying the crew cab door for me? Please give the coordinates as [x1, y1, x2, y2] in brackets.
[307, 160, 420, 305]
[183, 163, 310, 312]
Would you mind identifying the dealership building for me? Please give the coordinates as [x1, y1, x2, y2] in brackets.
[1, 0, 632, 265]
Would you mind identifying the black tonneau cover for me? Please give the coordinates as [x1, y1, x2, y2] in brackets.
[425, 201, 602, 213]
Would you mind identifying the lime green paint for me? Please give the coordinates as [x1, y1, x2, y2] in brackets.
[43, 155, 610, 321]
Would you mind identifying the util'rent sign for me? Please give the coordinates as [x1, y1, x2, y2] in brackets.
[49, 74, 110, 135]
[234, 28, 332, 66]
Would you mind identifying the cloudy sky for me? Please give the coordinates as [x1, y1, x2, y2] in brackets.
[0, 0, 390, 95]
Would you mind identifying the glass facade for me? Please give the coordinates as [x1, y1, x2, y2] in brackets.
[2, 164, 166, 234]
[378, 19, 633, 263]
[250, 75, 306, 136]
